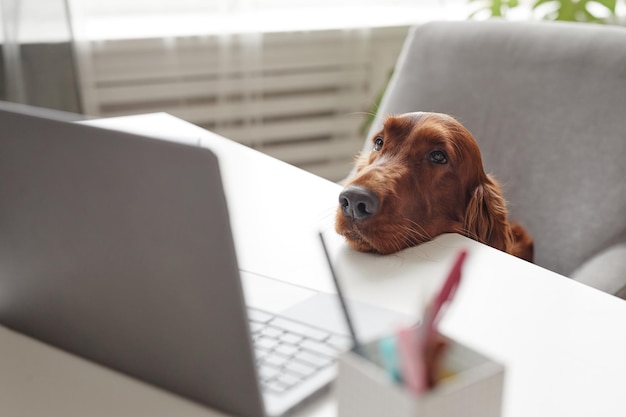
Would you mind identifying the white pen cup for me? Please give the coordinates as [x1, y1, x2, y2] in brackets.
[335, 335, 505, 417]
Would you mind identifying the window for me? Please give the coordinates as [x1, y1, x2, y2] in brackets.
[70, 0, 467, 40]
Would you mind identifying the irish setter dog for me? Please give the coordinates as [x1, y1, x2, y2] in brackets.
[335, 112, 533, 261]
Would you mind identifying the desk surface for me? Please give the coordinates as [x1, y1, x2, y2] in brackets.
[2, 113, 626, 417]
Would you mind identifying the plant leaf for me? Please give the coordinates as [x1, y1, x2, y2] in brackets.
[592, 0, 617, 12]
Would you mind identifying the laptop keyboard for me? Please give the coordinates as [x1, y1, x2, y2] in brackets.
[247, 307, 352, 394]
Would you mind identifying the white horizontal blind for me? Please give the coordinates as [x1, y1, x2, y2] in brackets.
[74, 0, 442, 16]
[76, 26, 408, 181]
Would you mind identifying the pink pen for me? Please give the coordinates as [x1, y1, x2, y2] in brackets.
[418, 249, 468, 387]
[421, 249, 468, 338]
[397, 249, 468, 394]
[396, 325, 428, 394]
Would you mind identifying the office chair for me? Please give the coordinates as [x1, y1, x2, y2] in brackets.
[363, 20, 626, 298]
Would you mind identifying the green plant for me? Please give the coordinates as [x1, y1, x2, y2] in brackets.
[469, 0, 521, 18]
[469, 0, 619, 23]
[533, 0, 617, 22]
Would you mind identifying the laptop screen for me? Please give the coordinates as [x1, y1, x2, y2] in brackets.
[0, 104, 265, 417]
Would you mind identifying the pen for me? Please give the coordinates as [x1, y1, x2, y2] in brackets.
[420, 249, 467, 341]
[396, 325, 428, 393]
[418, 249, 468, 388]
[378, 335, 402, 383]
[394, 249, 468, 394]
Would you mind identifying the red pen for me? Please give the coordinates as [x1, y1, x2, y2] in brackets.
[418, 249, 468, 388]
[421, 249, 467, 338]
[396, 249, 468, 394]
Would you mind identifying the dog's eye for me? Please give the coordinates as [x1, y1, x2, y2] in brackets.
[373, 136, 384, 152]
[429, 150, 448, 164]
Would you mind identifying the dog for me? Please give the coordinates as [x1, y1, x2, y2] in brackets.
[335, 112, 533, 261]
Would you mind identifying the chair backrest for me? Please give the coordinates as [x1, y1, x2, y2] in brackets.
[368, 20, 626, 278]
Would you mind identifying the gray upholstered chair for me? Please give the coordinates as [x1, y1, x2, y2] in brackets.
[364, 20, 626, 298]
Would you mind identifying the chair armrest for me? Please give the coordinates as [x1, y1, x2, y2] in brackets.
[571, 243, 626, 299]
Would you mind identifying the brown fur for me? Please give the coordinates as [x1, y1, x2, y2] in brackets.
[335, 112, 533, 261]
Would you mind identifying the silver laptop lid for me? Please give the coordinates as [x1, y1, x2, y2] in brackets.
[0, 103, 265, 417]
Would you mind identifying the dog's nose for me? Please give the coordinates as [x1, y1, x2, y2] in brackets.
[339, 186, 380, 220]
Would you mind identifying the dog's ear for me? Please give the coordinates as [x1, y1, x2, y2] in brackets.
[463, 175, 514, 253]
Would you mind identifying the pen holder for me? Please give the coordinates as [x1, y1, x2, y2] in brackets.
[335, 337, 505, 417]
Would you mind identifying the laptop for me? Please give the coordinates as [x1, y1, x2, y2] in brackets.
[0, 103, 405, 416]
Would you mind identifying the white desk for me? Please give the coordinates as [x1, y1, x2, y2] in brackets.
[2, 113, 626, 417]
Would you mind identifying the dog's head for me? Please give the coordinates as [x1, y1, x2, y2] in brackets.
[335, 112, 513, 255]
